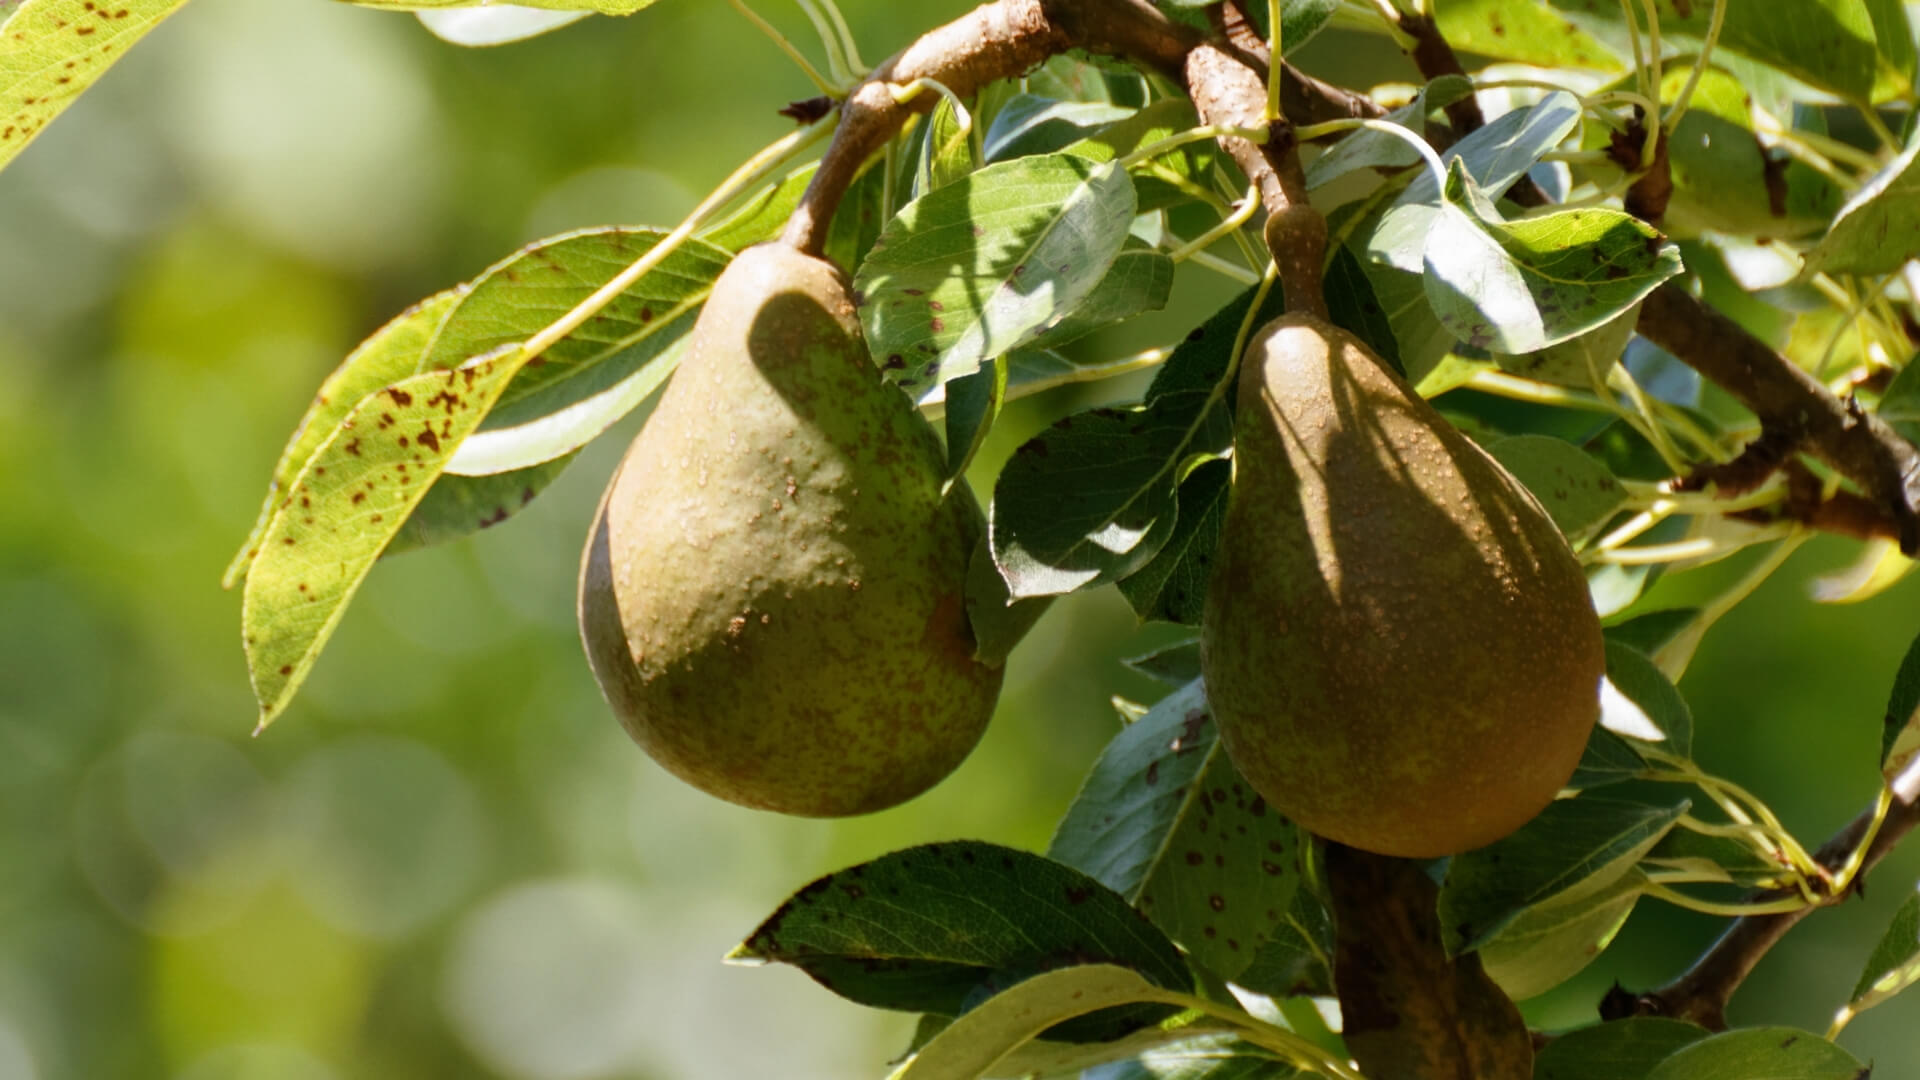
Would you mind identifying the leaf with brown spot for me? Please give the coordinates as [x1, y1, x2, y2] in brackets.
[1327, 844, 1532, 1080]
[1050, 680, 1304, 982]
[728, 841, 1192, 1044]
[0, 0, 188, 174]
[242, 344, 526, 730]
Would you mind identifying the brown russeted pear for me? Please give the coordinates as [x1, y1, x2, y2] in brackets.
[578, 241, 1002, 817]
[1202, 312, 1604, 858]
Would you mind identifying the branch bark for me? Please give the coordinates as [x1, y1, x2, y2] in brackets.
[1637, 283, 1920, 553]
[780, 0, 1198, 255]
[1618, 758, 1920, 1030]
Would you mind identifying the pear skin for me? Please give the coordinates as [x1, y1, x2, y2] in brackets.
[1202, 313, 1603, 857]
[579, 242, 1001, 817]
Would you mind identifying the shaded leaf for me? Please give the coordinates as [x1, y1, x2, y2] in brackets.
[1532, 1017, 1710, 1080]
[963, 536, 1052, 668]
[1327, 844, 1532, 1080]
[1883, 625, 1920, 783]
[1231, 884, 1334, 1000]
[1116, 458, 1231, 626]
[1027, 243, 1175, 350]
[1084, 1032, 1304, 1079]
[1477, 870, 1643, 1001]
[1494, 302, 1638, 389]
[1439, 796, 1689, 953]
[1061, 97, 1215, 214]
[1839, 886, 1920, 1027]
[912, 93, 977, 199]
[1603, 640, 1693, 758]
[1048, 681, 1305, 982]
[989, 1019, 1241, 1080]
[699, 161, 818, 253]
[856, 154, 1137, 393]
[1640, 1027, 1866, 1080]
[0, 0, 189, 173]
[983, 94, 1134, 162]
[1424, 163, 1684, 355]
[1568, 727, 1649, 792]
[1304, 74, 1475, 189]
[887, 965, 1197, 1080]
[1604, 609, 1701, 656]
[1642, 828, 1797, 891]
[730, 841, 1192, 1042]
[1486, 435, 1627, 542]
[1122, 639, 1203, 688]
[944, 360, 1007, 484]
[353, 0, 653, 11]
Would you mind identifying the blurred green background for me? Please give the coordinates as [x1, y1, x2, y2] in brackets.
[2, 1, 1919, 1076]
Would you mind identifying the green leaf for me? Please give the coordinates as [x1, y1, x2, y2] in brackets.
[1026, 243, 1175, 350]
[1430, 0, 1625, 72]
[1602, 640, 1693, 758]
[856, 154, 1138, 393]
[1370, 92, 1585, 274]
[1840, 886, 1920, 1026]
[1640, 1027, 1866, 1080]
[1230, 883, 1334, 1000]
[1116, 458, 1231, 626]
[988, 1020, 1243, 1079]
[1495, 302, 1638, 389]
[1604, 609, 1702, 656]
[225, 289, 465, 589]
[984, 95, 1135, 162]
[383, 456, 577, 558]
[350, 0, 654, 11]
[886, 965, 1196, 1080]
[1642, 828, 1798, 890]
[1882, 625, 1920, 785]
[1085, 1032, 1304, 1079]
[1061, 97, 1216, 214]
[730, 841, 1193, 1042]
[0, 0, 189, 174]
[1477, 870, 1643, 1001]
[1048, 680, 1306, 982]
[242, 345, 529, 728]
[430, 227, 729, 475]
[1877, 355, 1920, 446]
[1439, 796, 1689, 953]
[1804, 139, 1920, 277]
[963, 536, 1053, 668]
[1122, 639, 1204, 688]
[943, 359, 1007, 485]
[1532, 1017, 1710, 1080]
[699, 162, 818, 253]
[1304, 74, 1476, 189]
[912, 93, 977, 198]
[1543, 0, 1901, 104]
[1424, 163, 1685, 355]
[415, 8, 590, 46]
[1486, 435, 1627, 542]
[1568, 727, 1649, 792]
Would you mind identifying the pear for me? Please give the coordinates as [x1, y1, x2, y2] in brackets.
[578, 242, 1001, 817]
[1202, 313, 1603, 858]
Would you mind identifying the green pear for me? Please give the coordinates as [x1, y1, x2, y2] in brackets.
[1202, 313, 1604, 857]
[578, 242, 1001, 817]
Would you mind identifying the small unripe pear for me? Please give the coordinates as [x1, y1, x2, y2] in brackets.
[578, 243, 1001, 817]
[1202, 313, 1604, 857]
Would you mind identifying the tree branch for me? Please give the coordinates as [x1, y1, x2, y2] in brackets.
[780, 0, 1198, 255]
[1617, 757, 1920, 1030]
[1637, 283, 1920, 554]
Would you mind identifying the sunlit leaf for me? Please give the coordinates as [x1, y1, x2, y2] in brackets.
[243, 345, 529, 728]
[1423, 163, 1684, 355]
[1477, 870, 1643, 1000]
[1084, 1032, 1304, 1079]
[352, 0, 653, 12]
[1602, 640, 1693, 758]
[414, 7, 591, 46]
[0, 0, 189, 173]
[856, 154, 1137, 393]
[1805, 139, 1920, 277]
[984, 94, 1133, 162]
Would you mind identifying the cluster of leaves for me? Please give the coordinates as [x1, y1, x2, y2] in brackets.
[14, 0, 1920, 1075]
